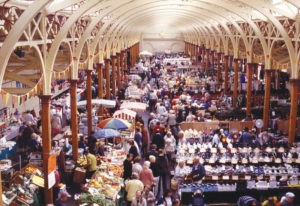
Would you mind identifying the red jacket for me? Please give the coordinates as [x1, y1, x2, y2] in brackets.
[139, 168, 154, 187]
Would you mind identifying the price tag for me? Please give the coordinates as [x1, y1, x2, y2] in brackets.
[223, 175, 229, 180]
[212, 176, 219, 180]
[245, 175, 251, 180]
[232, 175, 239, 180]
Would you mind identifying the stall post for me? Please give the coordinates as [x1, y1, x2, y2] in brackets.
[206, 48, 210, 74]
[263, 69, 272, 130]
[217, 52, 221, 84]
[233, 58, 239, 108]
[97, 63, 104, 116]
[198, 46, 202, 67]
[202, 46, 205, 73]
[288, 79, 300, 145]
[211, 50, 215, 71]
[117, 53, 121, 91]
[0, 172, 2, 204]
[123, 50, 127, 82]
[195, 45, 199, 66]
[70, 79, 79, 161]
[229, 55, 233, 69]
[86, 70, 93, 136]
[246, 63, 257, 116]
[105, 58, 111, 99]
[40, 95, 53, 205]
[224, 55, 229, 95]
[111, 55, 117, 98]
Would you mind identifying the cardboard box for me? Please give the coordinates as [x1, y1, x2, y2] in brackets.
[73, 167, 86, 184]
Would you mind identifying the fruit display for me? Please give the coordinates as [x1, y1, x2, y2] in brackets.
[108, 164, 123, 177]
[77, 156, 87, 167]
[82, 170, 123, 204]
[25, 165, 37, 174]
[79, 193, 113, 206]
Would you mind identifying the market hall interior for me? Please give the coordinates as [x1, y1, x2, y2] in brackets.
[0, 0, 300, 206]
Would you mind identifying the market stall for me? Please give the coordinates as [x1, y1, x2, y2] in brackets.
[113, 109, 136, 120]
[2, 164, 44, 206]
[176, 135, 300, 204]
[75, 148, 126, 206]
[124, 85, 144, 100]
[0, 137, 16, 160]
[180, 121, 254, 133]
[77, 99, 116, 109]
[120, 101, 147, 112]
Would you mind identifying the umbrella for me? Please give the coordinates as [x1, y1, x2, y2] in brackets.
[97, 118, 131, 130]
[94, 129, 120, 139]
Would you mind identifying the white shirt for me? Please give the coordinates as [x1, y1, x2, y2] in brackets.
[24, 113, 35, 124]
[157, 105, 167, 115]
[165, 197, 173, 206]
[175, 165, 187, 178]
[132, 163, 143, 177]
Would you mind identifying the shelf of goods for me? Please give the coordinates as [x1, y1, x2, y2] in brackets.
[2, 164, 43, 206]
[76, 150, 125, 206]
[0, 136, 16, 160]
[176, 135, 300, 204]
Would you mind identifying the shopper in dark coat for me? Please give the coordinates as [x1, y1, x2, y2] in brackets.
[152, 131, 165, 149]
[123, 154, 133, 180]
[87, 131, 97, 154]
[145, 144, 159, 161]
[156, 149, 170, 196]
[129, 140, 139, 159]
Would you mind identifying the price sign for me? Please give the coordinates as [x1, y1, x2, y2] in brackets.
[232, 175, 239, 180]
[212, 176, 219, 180]
[245, 175, 251, 180]
[223, 175, 229, 180]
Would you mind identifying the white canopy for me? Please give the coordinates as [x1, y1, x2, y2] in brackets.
[139, 50, 153, 56]
[113, 109, 136, 120]
[120, 101, 147, 112]
[77, 99, 116, 108]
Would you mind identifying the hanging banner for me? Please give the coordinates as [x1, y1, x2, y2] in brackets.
[1, 90, 4, 100]
[5, 93, 10, 105]
[38, 81, 43, 91]
[12, 95, 16, 105]
[22, 96, 25, 106]
[17, 96, 20, 106]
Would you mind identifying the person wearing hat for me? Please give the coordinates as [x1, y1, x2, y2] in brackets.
[125, 172, 144, 205]
[281, 192, 295, 206]
[237, 195, 258, 206]
[54, 190, 71, 206]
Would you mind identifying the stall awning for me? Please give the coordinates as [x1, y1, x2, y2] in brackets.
[77, 99, 116, 108]
[113, 109, 136, 120]
[120, 102, 147, 112]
